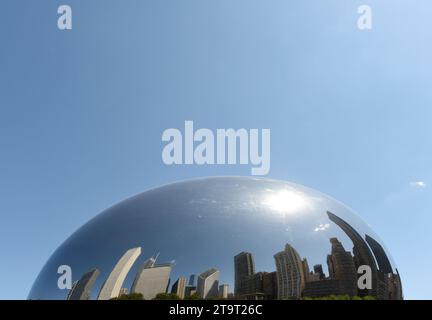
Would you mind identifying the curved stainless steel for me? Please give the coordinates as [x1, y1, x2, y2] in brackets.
[29, 177, 402, 300]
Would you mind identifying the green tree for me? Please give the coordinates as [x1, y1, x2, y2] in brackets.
[110, 293, 143, 300]
[184, 292, 200, 300]
[153, 293, 181, 300]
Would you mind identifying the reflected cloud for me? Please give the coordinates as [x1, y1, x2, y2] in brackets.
[314, 223, 330, 232]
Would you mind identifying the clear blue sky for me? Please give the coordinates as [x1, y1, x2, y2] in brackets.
[0, 0, 431, 299]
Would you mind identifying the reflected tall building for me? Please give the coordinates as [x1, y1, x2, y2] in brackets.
[66, 281, 78, 300]
[243, 272, 266, 299]
[365, 235, 393, 274]
[327, 211, 378, 296]
[131, 260, 172, 300]
[67, 268, 100, 300]
[171, 277, 187, 299]
[303, 279, 340, 298]
[274, 244, 304, 299]
[97, 247, 141, 300]
[313, 264, 325, 280]
[197, 268, 219, 299]
[262, 271, 277, 299]
[327, 238, 357, 296]
[188, 274, 197, 286]
[388, 270, 403, 300]
[234, 252, 255, 296]
[219, 284, 229, 299]
[301, 259, 311, 283]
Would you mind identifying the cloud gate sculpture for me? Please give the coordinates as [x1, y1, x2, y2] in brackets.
[29, 177, 402, 300]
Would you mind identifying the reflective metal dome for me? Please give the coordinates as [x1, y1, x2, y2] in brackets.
[29, 177, 402, 300]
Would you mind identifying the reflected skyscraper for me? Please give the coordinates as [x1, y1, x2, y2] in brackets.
[171, 277, 187, 299]
[188, 274, 197, 286]
[262, 271, 277, 299]
[327, 238, 357, 296]
[234, 252, 255, 296]
[131, 262, 172, 300]
[303, 279, 340, 298]
[365, 234, 393, 274]
[301, 259, 311, 282]
[97, 247, 141, 300]
[327, 211, 378, 296]
[67, 268, 100, 300]
[66, 281, 78, 300]
[197, 268, 219, 299]
[313, 264, 325, 280]
[219, 284, 229, 299]
[274, 244, 304, 299]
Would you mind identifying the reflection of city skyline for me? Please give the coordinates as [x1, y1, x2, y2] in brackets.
[67, 211, 402, 300]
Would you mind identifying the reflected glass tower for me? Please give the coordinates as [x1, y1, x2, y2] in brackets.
[188, 274, 197, 286]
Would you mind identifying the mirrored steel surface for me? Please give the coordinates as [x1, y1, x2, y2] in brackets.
[29, 177, 402, 300]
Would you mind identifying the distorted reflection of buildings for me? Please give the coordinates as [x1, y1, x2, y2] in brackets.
[70, 247, 229, 300]
[131, 257, 173, 300]
[313, 264, 325, 280]
[327, 211, 403, 300]
[67, 268, 100, 300]
[68, 210, 402, 300]
[188, 274, 197, 286]
[219, 284, 229, 299]
[97, 247, 141, 300]
[197, 268, 220, 299]
[327, 211, 379, 297]
[327, 237, 357, 296]
[274, 244, 304, 299]
[171, 277, 187, 299]
[234, 252, 255, 296]
[231, 211, 403, 300]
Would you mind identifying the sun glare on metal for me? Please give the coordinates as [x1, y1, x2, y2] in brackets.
[263, 190, 309, 214]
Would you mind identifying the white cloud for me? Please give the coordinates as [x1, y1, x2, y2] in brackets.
[410, 181, 427, 188]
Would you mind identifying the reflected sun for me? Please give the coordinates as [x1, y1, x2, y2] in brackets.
[263, 190, 309, 214]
